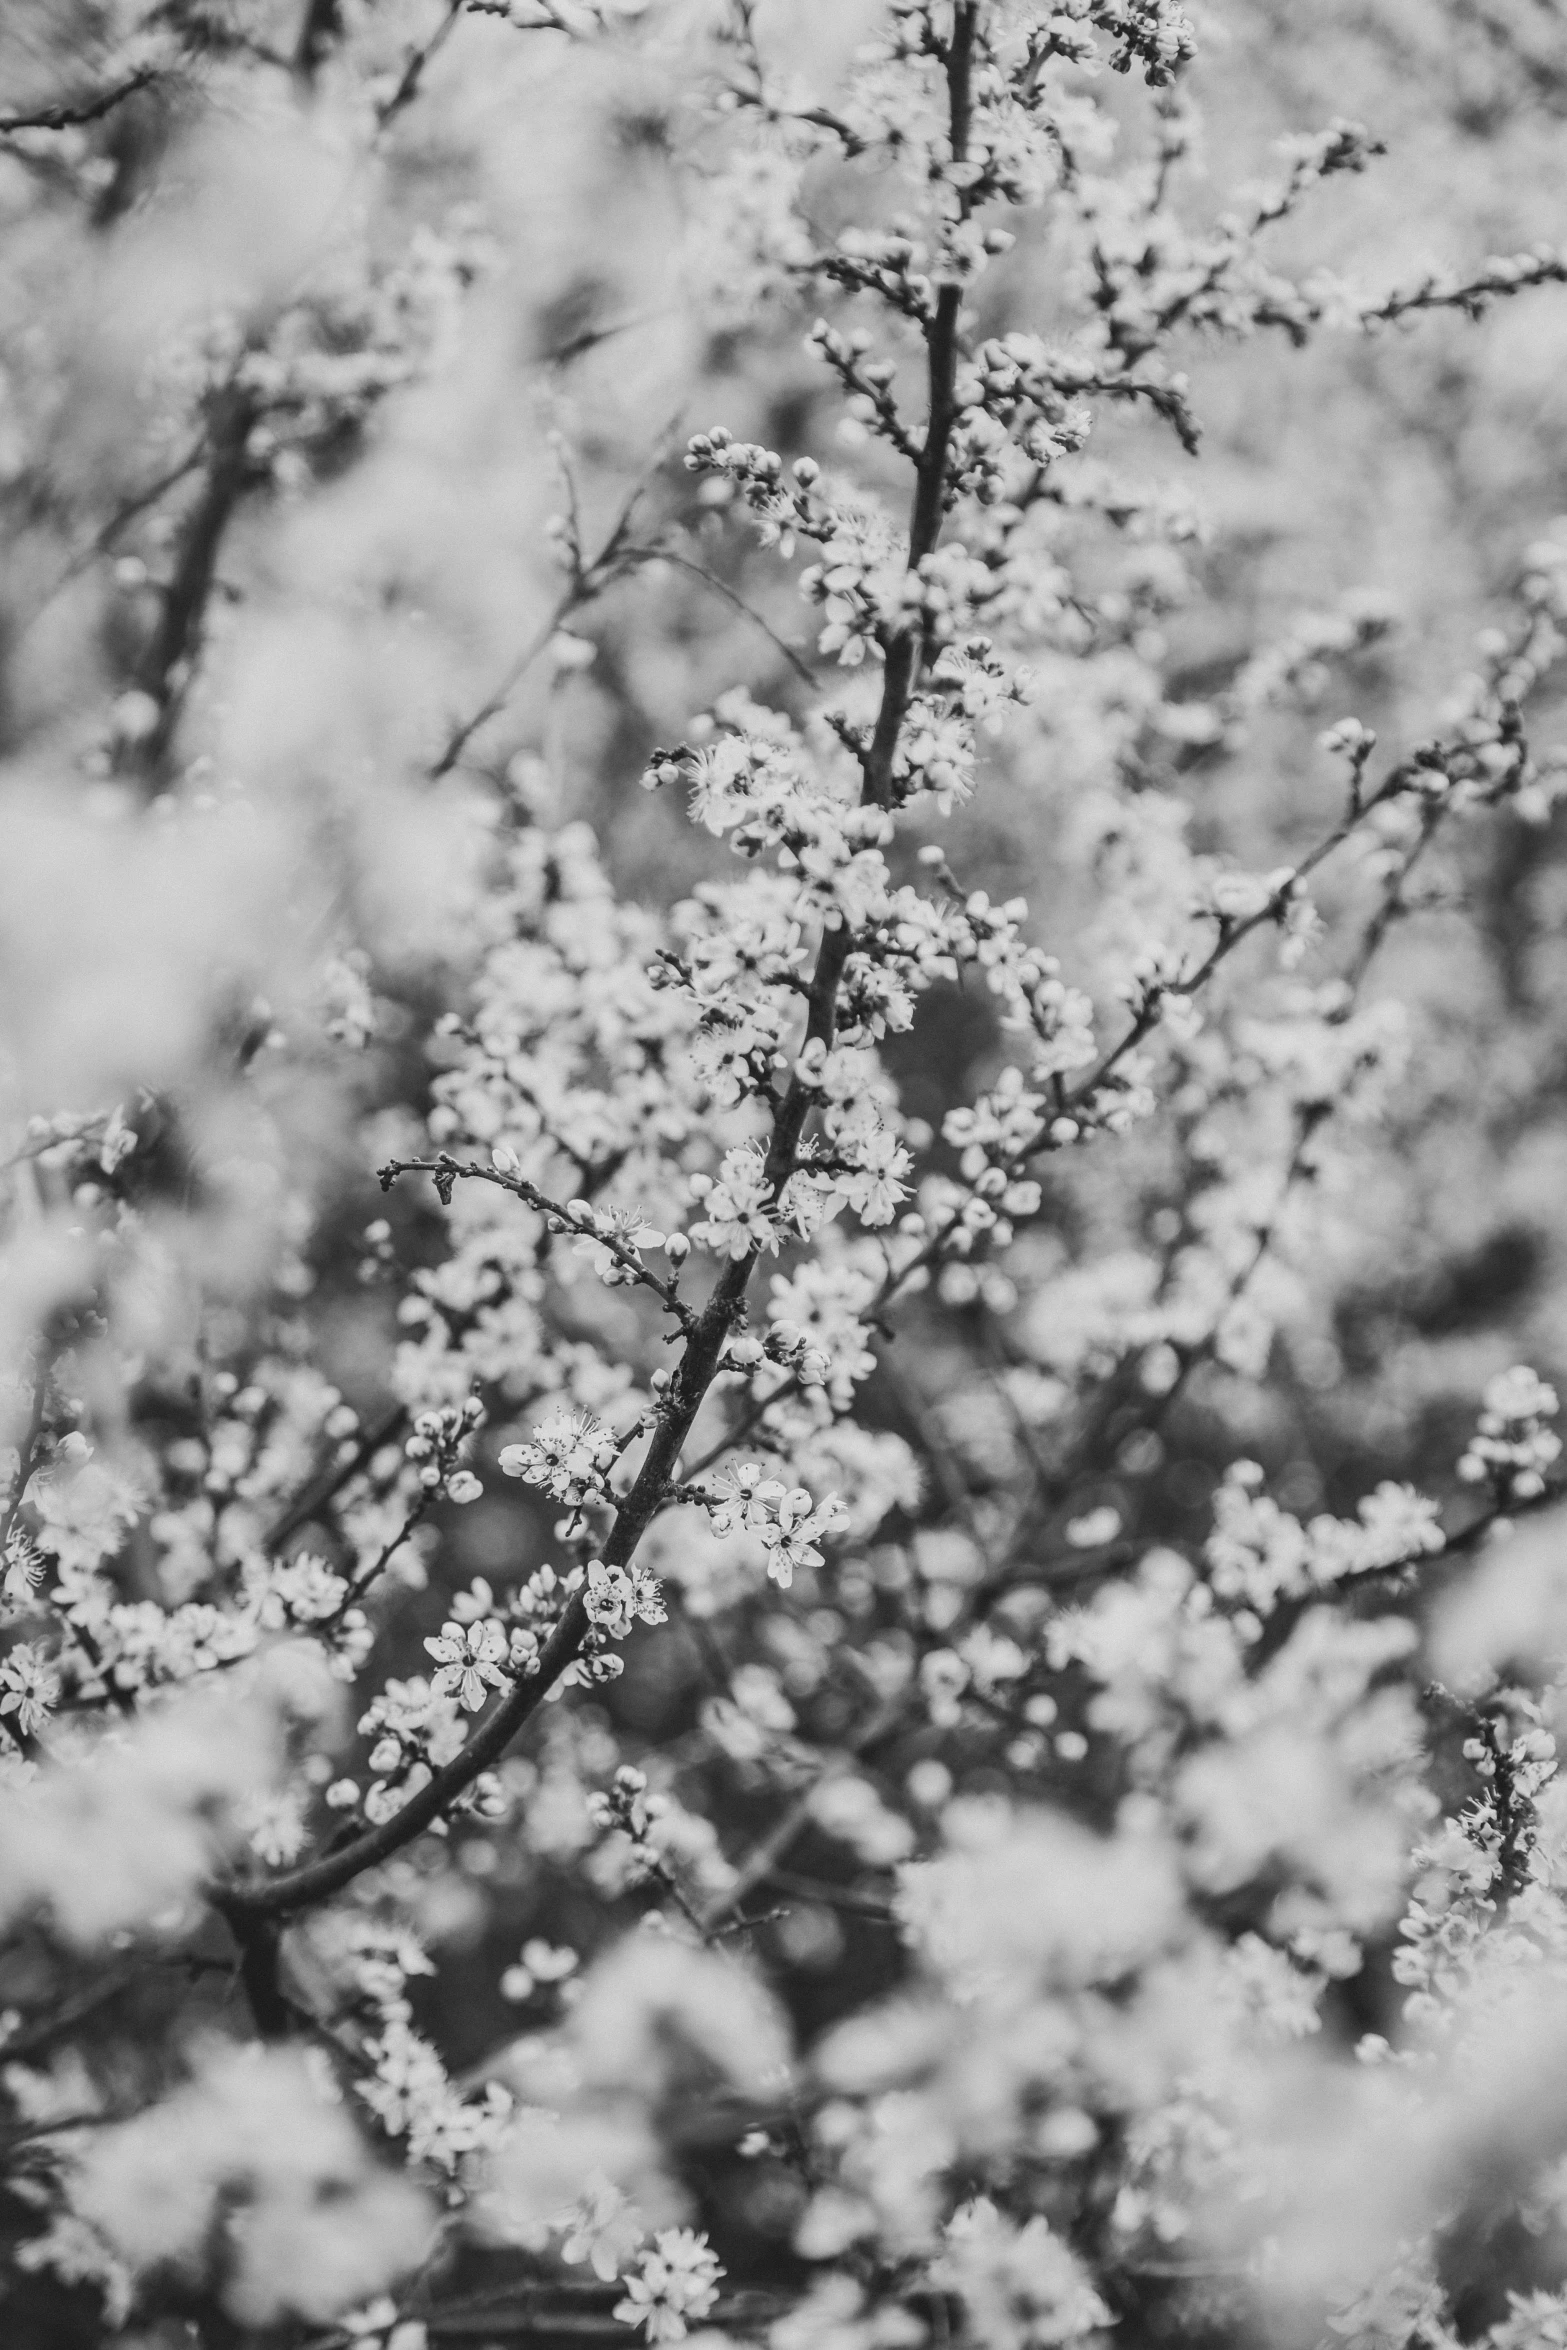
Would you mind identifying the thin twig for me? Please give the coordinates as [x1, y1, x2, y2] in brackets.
[700, 1693, 909, 1933]
[637, 547, 819, 686]
[0, 66, 161, 137]
[429, 463, 657, 779]
[378, 1156, 693, 1327]
[15, 442, 206, 646]
[376, 0, 465, 128]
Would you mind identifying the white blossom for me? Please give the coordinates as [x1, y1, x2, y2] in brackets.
[613, 2228, 725, 2342]
[422, 1619, 509, 1712]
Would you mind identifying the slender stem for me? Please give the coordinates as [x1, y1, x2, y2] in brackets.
[0, 67, 160, 137]
[378, 1157, 692, 1324]
[262, 1404, 407, 1556]
[18, 443, 206, 645]
[642, 548, 819, 687]
[700, 1693, 907, 1933]
[376, 0, 465, 129]
[429, 473, 651, 778]
[0, 1963, 139, 2062]
[430, 595, 581, 780]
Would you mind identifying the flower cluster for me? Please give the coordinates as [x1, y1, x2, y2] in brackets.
[613, 2228, 724, 2342]
[584, 1557, 668, 1643]
[1458, 1366, 1563, 1503]
[704, 1466, 851, 1588]
[5, 5, 1567, 2350]
[1205, 1462, 1446, 1619]
[500, 1411, 621, 1508]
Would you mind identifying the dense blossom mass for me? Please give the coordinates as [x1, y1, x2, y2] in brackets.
[6, 3, 1567, 2348]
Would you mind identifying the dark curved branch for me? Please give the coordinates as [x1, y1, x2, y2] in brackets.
[216, 4, 981, 1935]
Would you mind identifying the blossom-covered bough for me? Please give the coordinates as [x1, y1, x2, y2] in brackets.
[9, 3, 1567, 2347]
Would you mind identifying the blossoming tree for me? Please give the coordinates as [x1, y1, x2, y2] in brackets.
[7, 4, 1567, 2348]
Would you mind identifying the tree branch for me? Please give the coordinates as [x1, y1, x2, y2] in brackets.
[0, 68, 161, 138]
[116, 382, 257, 789]
[216, 0, 983, 1934]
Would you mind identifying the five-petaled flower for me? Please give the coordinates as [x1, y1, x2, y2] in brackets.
[0, 1641, 60, 1738]
[613, 2228, 724, 2342]
[423, 1619, 508, 1712]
